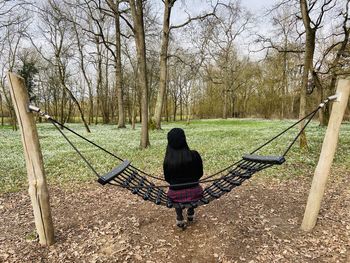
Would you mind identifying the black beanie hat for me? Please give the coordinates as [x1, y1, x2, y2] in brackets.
[167, 128, 188, 149]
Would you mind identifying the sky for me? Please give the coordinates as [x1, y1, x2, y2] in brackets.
[241, 0, 277, 13]
[170, 0, 277, 25]
[169, 0, 278, 60]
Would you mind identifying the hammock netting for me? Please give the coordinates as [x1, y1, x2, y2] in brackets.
[28, 95, 337, 209]
[97, 155, 285, 209]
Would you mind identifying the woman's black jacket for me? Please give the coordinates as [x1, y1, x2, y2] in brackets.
[163, 150, 203, 190]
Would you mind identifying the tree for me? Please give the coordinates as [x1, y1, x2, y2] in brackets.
[32, 0, 91, 132]
[128, 0, 149, 148]
[152, 0, 175, 129]
[152, 0, 218, 129]
[298, 0, 334, 148]
[69, 10, 95, 125]
[255, 5, 304, 118]
[106, 0, 126, 128]
[0, 1, 30, 130]
[199, 2, 250, 119]
[17, 49, 39, 102]
[313, 0, 350, 125]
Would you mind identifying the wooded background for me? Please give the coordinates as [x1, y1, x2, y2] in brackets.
[0, 0, 349, 148]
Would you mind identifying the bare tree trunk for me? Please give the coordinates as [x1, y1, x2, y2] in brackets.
[65, 86, 91, 131]
[95, 40, 103, 125]
[88, 88, 94, 125]
[326, 8, 350, 123]
[126, 86, 132, 124]
[232, 96, 235, 117]
[66, 99, 73, 123]
[129, 0, 150, 148]
[105, 0, 125, 127]
[180, 94, 183, 121]
[317, 80, 325, 126]
[173, 101, 177, 121]
[60, 88, 66, 125]
[299, 0, 317, 149]
[281, 38, 288, 118]
[165, 89, 169, 122]
[131, 87, 137, 130]
[54, 90, 58, 119]
[57, 65, 91, 131]
[103, 53, 110, 124]
[95, 96, 99, 125]
[72, 19, 94, 127]
[0, 94, 3, 126]
[223, 89, 228, 119]
[153, 0, 174, 129]
[312, 71, 328, 126]
[0, 84, 15, 128]
[115, 11, 125, 128]
[186, 103, 191, 125]
[1, 84, 17, 130]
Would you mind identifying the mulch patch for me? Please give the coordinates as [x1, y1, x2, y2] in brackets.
[1, 173, 350, 263]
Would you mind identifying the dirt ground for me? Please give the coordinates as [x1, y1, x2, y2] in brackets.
[1, 173, 350, 263]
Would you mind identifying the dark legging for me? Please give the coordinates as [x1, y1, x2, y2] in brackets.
[175, 207, 195, 221]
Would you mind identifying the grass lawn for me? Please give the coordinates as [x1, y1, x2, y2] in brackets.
[1, 118, 350, 193]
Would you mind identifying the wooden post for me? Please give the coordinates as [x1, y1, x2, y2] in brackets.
[7, 73, 55, 245]
[301, 79, 350, 232]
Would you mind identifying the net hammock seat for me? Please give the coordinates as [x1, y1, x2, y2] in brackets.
[96, 155, 285, 209]
[29, 95, 337, 209]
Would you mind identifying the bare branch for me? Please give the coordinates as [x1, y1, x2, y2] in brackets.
[170, 2, 218, 30]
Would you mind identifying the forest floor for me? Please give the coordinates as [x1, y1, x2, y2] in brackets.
[1, 120, 350, 262]
[1, 170, 350, 263]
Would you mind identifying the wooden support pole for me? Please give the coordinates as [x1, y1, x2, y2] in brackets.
[7, 72, 55, 245]
[301, 79, 350, 232]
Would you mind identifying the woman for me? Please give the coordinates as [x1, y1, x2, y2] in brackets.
[163, 128, 203, 228]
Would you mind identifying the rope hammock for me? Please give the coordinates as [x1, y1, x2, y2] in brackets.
[29, 95, 337, 209]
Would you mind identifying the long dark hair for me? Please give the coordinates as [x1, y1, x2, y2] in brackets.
[163, 128, 193, 170]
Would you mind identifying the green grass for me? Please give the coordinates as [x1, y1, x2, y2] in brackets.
[0, 125, 14, 130]
[0, 119, 349, 193]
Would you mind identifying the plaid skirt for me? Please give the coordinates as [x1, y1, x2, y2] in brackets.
[167, 185, 203, 203]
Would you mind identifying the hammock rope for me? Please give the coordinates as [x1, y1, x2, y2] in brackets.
[45, 115, 166, 182]
[29, 95, 337, 209]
